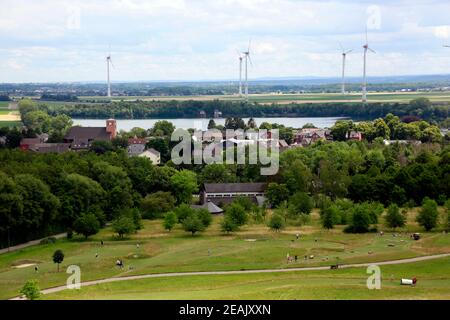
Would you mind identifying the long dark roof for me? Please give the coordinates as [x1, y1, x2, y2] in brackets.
[203, 182, 267, 193]
[64, 126, 110, 141]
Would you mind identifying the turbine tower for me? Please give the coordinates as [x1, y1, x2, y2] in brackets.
[106, 52, 114, 98]
[362, 30, 375, 103]
[340, 44, 352, 95]
[238, 53, 243, 96]
[242, 40, 252, 100]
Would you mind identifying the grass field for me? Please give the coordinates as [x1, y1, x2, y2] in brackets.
[43, 256, 450, 300]
[1, 209, 450, 300]
[78, 92, 450, 104]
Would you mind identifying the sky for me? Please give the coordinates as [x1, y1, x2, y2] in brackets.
[1, 0, 450, 83]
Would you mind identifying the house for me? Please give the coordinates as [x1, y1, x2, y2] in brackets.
[138, 148, 161, 164]
[200, 182, 267, 206]
[383, 140, 421, 146]
[294, 128, 330, 146]
[199, 110, 206, 118]
[64, 119, 117, 150]
[347, 131, 362, 141]
[214, 110, 222, 118]
[33, 143, 71, 153]
[191, 200, 224, 214]
[127, 136, 146, 157]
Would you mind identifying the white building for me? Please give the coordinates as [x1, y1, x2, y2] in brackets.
[138, 148, 161, 165]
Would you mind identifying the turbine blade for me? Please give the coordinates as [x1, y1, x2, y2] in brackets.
[368, 47, 376, 54]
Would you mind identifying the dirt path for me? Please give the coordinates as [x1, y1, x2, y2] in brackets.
[0, 233, 67, 255]
[10, 252, 450, 299]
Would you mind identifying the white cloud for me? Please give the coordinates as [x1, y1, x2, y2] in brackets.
[1, 0, 450, 82]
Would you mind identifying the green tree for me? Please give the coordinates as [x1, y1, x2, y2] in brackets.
[384, 204, 406, 230]
[89, 140, 114, 154]
[112, 216, 136, 238]
[282, 159, 312, 193]
[170, 170, 198, 204]
[288, 192, 313, 217]
[220, 216, 239, 233]
[196, 208, 212, 228]
[225, 202, 248, 227]
[141, 191, 176, 219]
[52, 249, 64, 272]
[345, 204, 372, 233]
[14, 174, 60, 232]
[331, 120, 353, 141]
[266, 183, 289, 207]
[416, 199, 439, 231]
[321, 206, 336, 230]
[268, 214, 285, 232]
[73, 213, 100, 239]
[182, 214, 205, 235]
[20, 280, 40, 300]
[163, 211, 178, 232]
[150, 120, 175, 136]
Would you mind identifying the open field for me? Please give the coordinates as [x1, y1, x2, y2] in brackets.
[42, 256, 450, 300]
[77, 92, 450, 104]
[1, 209, 450, 300]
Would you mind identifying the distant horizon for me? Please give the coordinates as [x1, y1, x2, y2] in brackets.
[3, 73, 450, 86]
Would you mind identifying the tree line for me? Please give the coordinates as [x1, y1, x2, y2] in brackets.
[37, 97, 450, 122]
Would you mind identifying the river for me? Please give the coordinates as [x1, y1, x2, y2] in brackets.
[72, 117, 346, 131]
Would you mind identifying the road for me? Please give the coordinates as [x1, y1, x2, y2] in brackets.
[10, 252, 450, 300]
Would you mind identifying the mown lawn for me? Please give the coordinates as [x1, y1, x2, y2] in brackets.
[43, 256, 450, 300]
[1, 210, 449, 300]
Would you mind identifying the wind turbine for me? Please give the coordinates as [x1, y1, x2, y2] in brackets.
[242, 40, 252, 100]
[237, 51, 243, 96]
[106, 50, 114, 98]
[362, 29, 375, 103]
[340, 43, 353, 95]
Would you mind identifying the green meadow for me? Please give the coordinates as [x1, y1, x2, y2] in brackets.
[1, 210, 450, 300]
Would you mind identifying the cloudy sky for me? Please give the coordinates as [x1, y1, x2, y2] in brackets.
[1, 0, 450, 83]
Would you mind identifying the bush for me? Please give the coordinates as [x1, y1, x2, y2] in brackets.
[163, 211, 178, 232]
[20, 280, 40, 300]
[141, 191, 176, 219]
[220, 216, 239, 233]
[268, 214, 285, 232]
[182, 214, 205, 235]
[225, 203, 248, 227]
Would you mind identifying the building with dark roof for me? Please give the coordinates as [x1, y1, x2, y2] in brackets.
[191, 200, 224, 214]
[64, 119, 117, 150]
[200, 182, 267, 206]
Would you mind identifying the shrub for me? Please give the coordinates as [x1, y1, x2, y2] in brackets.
[20, 280, 40, 300]
[220, 216, 239, 233]
[268, 214, 285, 232]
